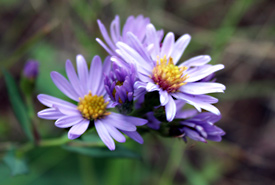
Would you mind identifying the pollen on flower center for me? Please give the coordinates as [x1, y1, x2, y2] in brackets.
[151, 56, 188, 93]
[77, 92, 110, 120]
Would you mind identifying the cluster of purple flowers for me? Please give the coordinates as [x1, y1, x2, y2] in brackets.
[37, 15, 225, 150]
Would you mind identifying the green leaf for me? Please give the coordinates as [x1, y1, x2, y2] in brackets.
[62, 144, 141, 159]
[3, 147, 29, 176]
[2, 69, 33, 141]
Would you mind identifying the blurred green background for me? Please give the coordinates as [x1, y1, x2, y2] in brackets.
[0, 0, 275, 184]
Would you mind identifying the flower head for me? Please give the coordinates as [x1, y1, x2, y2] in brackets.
[175, 107, 225, 143]
[23, 60, 39, 80]
[179, 112, 225, 143]
[96, 15, 163, 57]
[114, 23, 225, 122]
[37, 55, 147, 150]
[104, 62, 136, 105]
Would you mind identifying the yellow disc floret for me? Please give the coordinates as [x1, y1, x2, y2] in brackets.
[152, 56, 188, 93]
[77, 92, 110, 120]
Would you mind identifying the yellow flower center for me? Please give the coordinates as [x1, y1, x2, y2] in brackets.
[77, 92, 110, 120]
[112, 81, 124, 104]
[151, 56, 188, 93]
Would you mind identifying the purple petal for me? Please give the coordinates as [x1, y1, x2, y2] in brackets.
[207, 135, 222, 142]
[110, 15, 121, 44]
[68, 119, 90, 140]
[103, 56, 112, 76]
[183, 127, 206, 143]
[180, 55, 211, 67]
[37, 108, 64, 120]
[171, 34, 191, 64]
[104, 124, 126, 143]
[146, 112, 161, 130]
[97, 19, 116, 53]
[175, 109, 198, 119]
[122, 131, 144, 144]
[185, 64, 224, 82]
[37, 94, 78, 115]
[50, 72, 79, 101]
[76, 55, 89, 93]
[88, 55, 103, 95]
[103, 113, 136, 131]
[134, 81, 147, 89]
[146, 82, 159, 92]
[159, 89, 169, 106]
[165, 95, 176, 122]
[96, 38, 115, 56]
[172, 92, 220, 115]
[146, 24, 160, 61]
[179, 82, 225, 95]
[66, 60, 85, 97]
[94, 119, 115, 150]
[116, 42, 152, 75]
[160, 32, 175, 58]
[126, 32, 153, 66]
[55, 115, 84, 128]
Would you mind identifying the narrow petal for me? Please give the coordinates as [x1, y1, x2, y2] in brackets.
[37, 108, 64, 120]
[97, 19, 116, 52]
[76, 55, 89, 93]
[159, 89, 169, 106]
[103, 56, 112, 76]
[165, 95, 176, 122]
[103, 113, 136, 131]
[172, 92, 220, 115]
[88, 55, 103, 94]
[146, 82, 160, 92]
[160, 32, 175, 58]
[183, 127, 206, 143]
[116, 42, 153, 74]
[94, 119, 116, 150]
[175, 109, 198, 119]
[66, 60, 85, 97]
[180, 55, 211, 67]
[127, 32, 153, 66]
[171, 34, 191, 64]
[110, 15, 121, 44]
[185, 64, 224, 82]
[68, 119, 90, 140]
[104, 124, 126, 143]
[179, 82, 225, 95]
[122, 131, 144, 144]
[37, 94, 77, 115]
[55, 115, 84, 128]
[96, 38, 115, 56]
[50, 72, 79, 101]
[134, 81, 147, 89]
[207, 135, 222, 142]
[146, 24, 160, 60]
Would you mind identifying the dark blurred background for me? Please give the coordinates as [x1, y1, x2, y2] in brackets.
[0, 0, 275, 184]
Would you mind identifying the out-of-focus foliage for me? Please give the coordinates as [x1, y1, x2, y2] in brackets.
[0, 0, 275, 185]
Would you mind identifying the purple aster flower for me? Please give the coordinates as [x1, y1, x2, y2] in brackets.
[174, 107, 225, 143]
[114, 23, 225, 122]
[96, 15, 163, 57]
[179, 112, 225, 142]
[104, 62, 136, 106]
[23, 60, 39, 80]
[37, 55, 147, 150]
